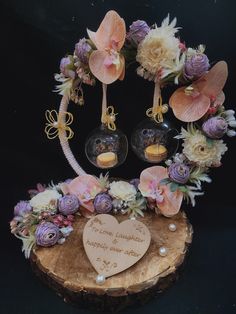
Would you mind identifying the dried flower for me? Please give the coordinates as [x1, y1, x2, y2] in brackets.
[136, 15, 181, 80]
[127, 20, 150, 45]
[58, 195, 80, 215]
[60, 55, 76, 79]
[93, 193, 113, 213]
[75, 38, 92, 64]
[168, 163, 190, 184]
[202, 117, 228, 139]
[14, 201, 32, 217]
[35, 222, 60, 247]
[177, 124, 228, 167]
[129, 178, 140, 190]
[30, 189, 61, 212]
[109, 181, 137, 202]
[184, 53, 210, 80]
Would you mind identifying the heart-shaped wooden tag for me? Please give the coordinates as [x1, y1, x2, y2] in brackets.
[83, 214, 151, 278]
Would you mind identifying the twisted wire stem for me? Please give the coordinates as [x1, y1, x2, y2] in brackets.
[58, 94, 86, 176]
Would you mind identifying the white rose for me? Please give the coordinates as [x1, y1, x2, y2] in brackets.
[109, 181, 137, 202]
[30, 189, 61, 212]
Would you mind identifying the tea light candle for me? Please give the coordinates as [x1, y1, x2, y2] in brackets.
[96, 152, 118, 168]
[144, 144, 167, 162]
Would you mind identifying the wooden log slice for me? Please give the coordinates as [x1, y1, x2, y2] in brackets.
[30, 211, 193, 312]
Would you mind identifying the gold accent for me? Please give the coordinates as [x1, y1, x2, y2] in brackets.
[101, 106, 118, 131]
[146, 95, 168, 123]
[45, 109, 74, 140]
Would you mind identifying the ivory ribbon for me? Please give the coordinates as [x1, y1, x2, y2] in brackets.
[146, 81, 164, 123]
[101, 83, 117, 130]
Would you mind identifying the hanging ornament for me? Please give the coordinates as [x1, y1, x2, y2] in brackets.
[85, 84, 128, 169]
[131, 82, 179, 163]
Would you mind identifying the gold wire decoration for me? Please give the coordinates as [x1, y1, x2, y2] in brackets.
[146, 95, 168, 123]
[101, 105, 118, 131]
[45, 109, 74, 140]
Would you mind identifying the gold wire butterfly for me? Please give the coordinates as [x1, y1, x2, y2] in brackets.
[45, 110, 74, 140]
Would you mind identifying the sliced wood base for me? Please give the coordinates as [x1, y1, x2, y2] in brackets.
[30, 211, 193, 312]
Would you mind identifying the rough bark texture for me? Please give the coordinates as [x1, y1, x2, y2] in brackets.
[30, 211, 193, 312]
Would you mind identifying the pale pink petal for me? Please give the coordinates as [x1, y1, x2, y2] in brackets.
[212, 91, 225, 108]
[195, 61, 228, 99]
[80, 200, 95, 214]
[67, 175, 102, 212]
[87, 29, 98, 48]
[158, 185, 183, 217]
[169, 86, 210, 122]
[139, 166, 168, 197]
[89, 50, 125, 84]
[88, 10, 126, 51]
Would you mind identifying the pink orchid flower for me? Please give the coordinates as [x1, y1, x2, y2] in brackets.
[138, 166, 183, 217]
[87, 10, 126, 84]
[64, 175, 103, 213]
[170, 61, 228, 122]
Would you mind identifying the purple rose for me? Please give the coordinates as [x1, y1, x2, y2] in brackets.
[14, 201, 32, 217]
[60, 55, 76, 79]
[202, 116, 228, 139]
[58, 195, 80, 215]
[168, 163, 190, 184]
[75, 38, 92, 64]
[127, 20, 150, 45]
[94, 193, 113, 214]
[184, 53, 210, 80]
[35, 222, 60, 247]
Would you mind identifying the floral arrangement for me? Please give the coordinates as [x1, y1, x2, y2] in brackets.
[11, 11, 235, 258]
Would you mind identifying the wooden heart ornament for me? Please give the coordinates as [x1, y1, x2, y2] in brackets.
[83, 214, 151, 278]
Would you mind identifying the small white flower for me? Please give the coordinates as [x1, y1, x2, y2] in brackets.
[228, 120, 236, 128]
[227, 129, 236, 137]
[30, 189, 61, 212]
[109, 181, 137, 202]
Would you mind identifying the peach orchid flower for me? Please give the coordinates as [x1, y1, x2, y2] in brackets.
[169, 61, 228, 122]
[64, 175, 103, 213]
[138, 166, 183, 217]
[87, 10, 126, 84]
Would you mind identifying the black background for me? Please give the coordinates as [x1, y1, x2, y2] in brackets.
[1, 0, 236, 313]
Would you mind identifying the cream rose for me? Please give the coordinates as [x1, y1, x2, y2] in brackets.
[136, 16, 180, 77]
[183, 131, 228, 167]
[109, 181, 137, 202]
[30, 189, 61, 212]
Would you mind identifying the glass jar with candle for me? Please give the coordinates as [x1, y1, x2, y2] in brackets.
[85, 124, 128, 169]
[131, 118, 179, 163]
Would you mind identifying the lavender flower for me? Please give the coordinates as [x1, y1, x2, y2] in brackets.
[129, 178, 140, 190]
[58, 195, 80, 215]
[127, 20, 150, 45]
[75, 38, 92, 64]
[14, 201, 32, 217]
[35, 222, 60, 247]
[168, 163, 190, 184]
[202, 117, 228, 139]
[184, 53, 210, 80]
[60, 55, 76, 79]
[94, 193, 113, 213]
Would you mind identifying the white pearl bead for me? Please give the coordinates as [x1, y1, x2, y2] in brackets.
[168, 223, 177, 232]
[159, 246, 168, 257]
[96, 274, 105, 285]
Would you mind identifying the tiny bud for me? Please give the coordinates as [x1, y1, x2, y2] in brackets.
[227, 129, 236, 137]
[228, 120, 236, 128]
